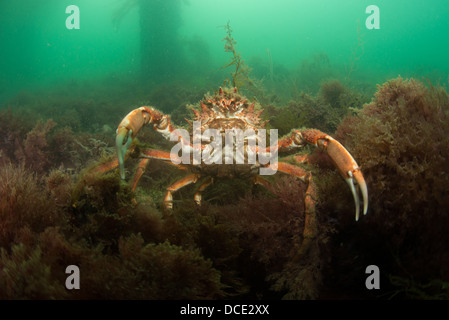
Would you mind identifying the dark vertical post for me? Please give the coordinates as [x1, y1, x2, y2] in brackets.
[138, 0, 183, 83]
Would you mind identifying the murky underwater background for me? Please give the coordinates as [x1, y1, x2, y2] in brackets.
[0, 0, 448, 300]
[1, 0, 449, 105]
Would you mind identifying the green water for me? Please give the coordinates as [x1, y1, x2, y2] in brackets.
[1, 0, 448, 105]
[1, 0, 449, 301]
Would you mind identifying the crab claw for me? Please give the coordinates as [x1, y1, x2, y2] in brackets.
[319, 136, 368, 221]
[116, 107, 154, 179]
[116, 126, 133, 180]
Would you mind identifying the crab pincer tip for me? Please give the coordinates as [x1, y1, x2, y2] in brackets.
[116, 128, 133, 180]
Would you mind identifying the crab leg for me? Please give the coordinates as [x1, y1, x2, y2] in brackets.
[140, 148, 174, 161]
[165, 174, 201, 210]
[279, 129, 368, 221]
[194, 177, 214, 206]
[116, 106, 175, 180]
[130, 158, 151, 192]
[131, 149, 188, 193]
[88, 147, 188, 200]
[252, 175, 272, 189]
[264, 162, 317, 259]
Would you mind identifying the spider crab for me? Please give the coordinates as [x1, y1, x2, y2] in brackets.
[94, 87, 368, 257]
